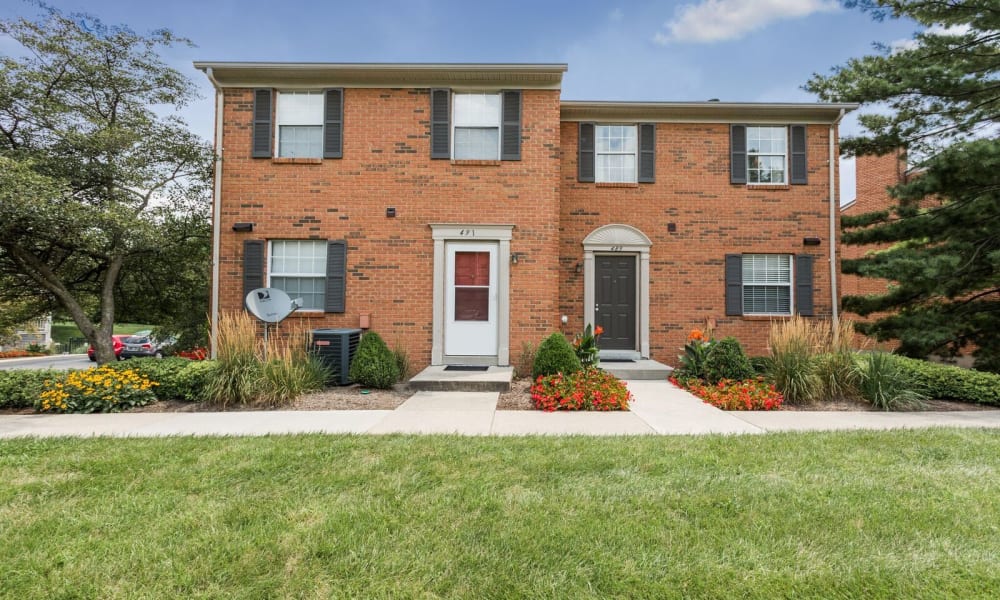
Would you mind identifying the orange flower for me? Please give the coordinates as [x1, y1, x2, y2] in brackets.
[594, 325, 604, 336]
[688, 328, 705, 342]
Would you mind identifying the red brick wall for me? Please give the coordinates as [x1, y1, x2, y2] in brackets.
[216, 88, 563, 368]
[841, 151, 905, 300]
[559, 123, 840, 362]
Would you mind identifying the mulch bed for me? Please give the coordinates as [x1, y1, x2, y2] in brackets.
[497, 378, 535, 411]
[129, 384, 413, 412]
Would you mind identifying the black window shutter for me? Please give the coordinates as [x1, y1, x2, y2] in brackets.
[323, 88, 343, 159]
[252, 89, 273, 158]
[730, 124, 747, 184]
[725, 254, 743, 316]
[243, 240, 265, 307]
[638, 123, 656, 183]
[430, 88, 450, 159]
[325, 240, 347, 313]
[795, 254, 815, 316]
[501, 90, 521, 161]
[578, 122, 595, 182]
[790, 124, 807, 184]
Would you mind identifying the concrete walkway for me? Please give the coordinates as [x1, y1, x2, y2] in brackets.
[2, 380, 1000, 438]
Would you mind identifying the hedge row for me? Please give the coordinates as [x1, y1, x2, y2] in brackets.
[0, 358, 216, 409]
[893, 356, 1000, 406]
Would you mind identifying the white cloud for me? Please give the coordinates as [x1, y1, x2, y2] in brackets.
[653, 0, 839, 44]
[890, 23, 972, 53]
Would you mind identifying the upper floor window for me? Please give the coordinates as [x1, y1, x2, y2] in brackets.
[746, 126, 787, 184]
[276, 92, 324, 158]
[596, 125, 637, 183]
[452, 93, 501, 160]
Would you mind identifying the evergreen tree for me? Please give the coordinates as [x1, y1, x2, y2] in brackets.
[806, 0, 1000, 371]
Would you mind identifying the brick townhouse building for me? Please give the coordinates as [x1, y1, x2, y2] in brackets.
[195, 62, 855, 371]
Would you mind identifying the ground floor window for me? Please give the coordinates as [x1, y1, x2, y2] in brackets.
[268, 240, 327, 310]
[742, 254, 792, 315]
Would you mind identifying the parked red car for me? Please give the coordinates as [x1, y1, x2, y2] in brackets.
[86, 335, 129, 361]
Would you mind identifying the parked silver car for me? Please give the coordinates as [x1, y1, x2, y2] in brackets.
[120, 330, 176, 359]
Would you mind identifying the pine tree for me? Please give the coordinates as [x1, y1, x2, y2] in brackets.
[805, 0, 1000, 371]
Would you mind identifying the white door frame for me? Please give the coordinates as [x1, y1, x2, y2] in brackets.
[430, 224, 513, 366]
[582, 224, 651, 359]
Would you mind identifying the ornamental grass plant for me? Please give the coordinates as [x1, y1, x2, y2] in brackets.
[767, 316, 823, 404]
[206, 311, 326, 408]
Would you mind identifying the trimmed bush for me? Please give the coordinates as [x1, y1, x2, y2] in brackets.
[854, 352, 926, 411]
[532, 333, 582, 378]
[893, 356, 1000, 406]
[106, 358, 199, 402]
[0, 369, 62, 409]
[348, 331, 399, 389]
[703, 337, 754, 384]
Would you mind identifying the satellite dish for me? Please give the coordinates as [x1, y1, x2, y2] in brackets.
[245, 288, 297, 323]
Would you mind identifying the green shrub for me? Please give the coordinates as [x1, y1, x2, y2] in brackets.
[0, 369, 63, 409]
[106, 358, 190, 401]
[703, 337, 754, 384]
[893, 356, 1000, 406]
[171, 360, 218, 402]
[749, 356, 772, 376]
[532, 333, 582, 379]
[348, 331, 399, 389]
[854, 352, 926, 411]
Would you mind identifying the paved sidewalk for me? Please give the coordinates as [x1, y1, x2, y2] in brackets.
[2, 381, 1000, 438]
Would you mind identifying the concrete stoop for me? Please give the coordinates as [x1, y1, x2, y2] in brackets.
[409, 365, 514, 392]
[600, 359, 673, 381]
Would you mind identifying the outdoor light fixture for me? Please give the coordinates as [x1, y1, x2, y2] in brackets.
[803, 237, 821, 246]
[386, 207, 396, 218]
[511, 252, 524, 264]
[232, 222, 255, 232]
[575, 262, 583, 273]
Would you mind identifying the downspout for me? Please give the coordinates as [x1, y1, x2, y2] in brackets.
[204, 67, 224, 358]
[829, 109, 845, 327]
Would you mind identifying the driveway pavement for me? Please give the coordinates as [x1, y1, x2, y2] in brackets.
[0, 354, 92, 371]
[3, 380, 1000, 438]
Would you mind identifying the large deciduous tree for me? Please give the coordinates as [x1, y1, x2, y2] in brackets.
[806, 0, 1000, 371]
[0, 7, 211, 363]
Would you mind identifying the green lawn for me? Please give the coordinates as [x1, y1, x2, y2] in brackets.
[2, 430, 998, 598]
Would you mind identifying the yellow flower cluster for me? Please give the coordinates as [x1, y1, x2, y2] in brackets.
[38, 366, 157, 413]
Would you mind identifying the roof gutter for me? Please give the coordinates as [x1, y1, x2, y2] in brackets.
[203, 66, 224, 359]
[829, 108, 846, 327]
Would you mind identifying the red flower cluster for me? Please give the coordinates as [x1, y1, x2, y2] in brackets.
[532, 368, 632, 412]
[672, 376, 783, 411]
[0, 350, 44, 359]
[177, 347, 207, 360]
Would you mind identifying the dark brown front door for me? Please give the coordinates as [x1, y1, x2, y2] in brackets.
[595, 255, 636, 350]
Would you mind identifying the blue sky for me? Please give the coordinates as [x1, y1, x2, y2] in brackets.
[1, 0, 924, 201]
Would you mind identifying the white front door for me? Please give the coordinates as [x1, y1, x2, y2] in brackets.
[445, 242, 498, 356]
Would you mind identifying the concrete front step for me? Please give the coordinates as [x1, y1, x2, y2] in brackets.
[601, 359, 673, 380]
[409, 365, 514, 392]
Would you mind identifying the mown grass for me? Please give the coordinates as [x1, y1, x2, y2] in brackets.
[1, 431, 999, 598]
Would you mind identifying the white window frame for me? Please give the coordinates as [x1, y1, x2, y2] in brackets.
[746, 126, 788, 185]
[742, 254, 794, 316]
[267, 240, 327, 312]
[451, 92, 502, 160]
[595, 124, 638, 183]
[275, 91, 324, 159]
